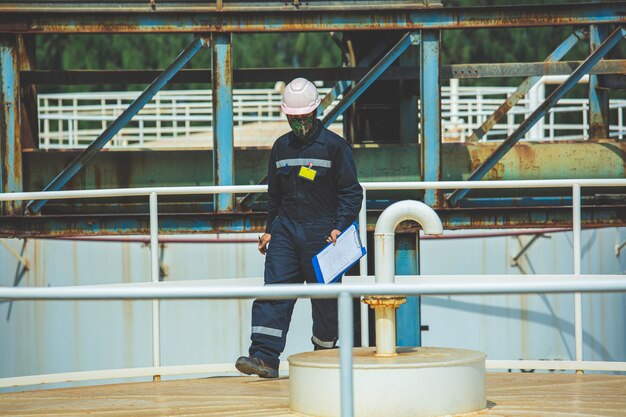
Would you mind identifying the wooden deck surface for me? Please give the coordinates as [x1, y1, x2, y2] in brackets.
[1, 372, 625, 416]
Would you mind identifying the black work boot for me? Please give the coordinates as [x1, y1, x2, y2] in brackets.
[235, 356, 278, 379]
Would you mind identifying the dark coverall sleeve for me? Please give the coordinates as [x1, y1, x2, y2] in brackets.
[265, 145, 281, 233]
[333, 141, 363, 231]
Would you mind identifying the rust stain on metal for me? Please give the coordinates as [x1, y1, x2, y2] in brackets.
[515, 144, 539, 175]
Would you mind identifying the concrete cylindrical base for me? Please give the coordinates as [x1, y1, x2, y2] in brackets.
[289, 347, 486, 417]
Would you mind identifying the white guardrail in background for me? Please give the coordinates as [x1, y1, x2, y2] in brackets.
[38, 82, 626, 149]
[0, 180, 625, 412]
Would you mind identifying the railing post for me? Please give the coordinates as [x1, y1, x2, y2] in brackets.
[339, 291, 354, 417]
[43, 97, 50, 149]
[359, 189, 369, 347]
[572, 184, 583, 374]
[149, 192, 161, 381]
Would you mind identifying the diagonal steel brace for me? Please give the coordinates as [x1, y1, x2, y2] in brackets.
[27, 36, 209, 213]
[468, 29, 586, 142]
[447, 26, 626, 207]
[239, 35, 416, 211]
[322, 32, 420, 126]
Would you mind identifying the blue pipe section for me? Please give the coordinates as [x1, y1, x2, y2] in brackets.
[395, 234, 421, 347]
[321, 32, 420, 127]
[447, 26, 626, 207]
[27, 36, 208, 213]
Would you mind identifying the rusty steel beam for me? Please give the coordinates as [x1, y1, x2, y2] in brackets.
[0, 1, 440, 13]
[20, 59, 626, 86]
[0, 205, 624, 237]
[442, 59, 626, 80]
[0, 3, 624, 33]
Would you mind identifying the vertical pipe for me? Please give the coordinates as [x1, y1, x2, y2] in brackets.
[339, 291, 354, 417]
[589, 24, 609, 140]
[420, 30, 441, 206]
[374, 305, 397, 356]
[0, 35, 23, 215]
[149, 192, 161, 380]
[358, 189, 369, 347]
[395, 233, 420, 347]
[212, 33, 234, 212]
[572, 184, 583, 372]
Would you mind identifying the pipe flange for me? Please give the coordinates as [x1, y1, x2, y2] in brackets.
[362, 296, 406, 308]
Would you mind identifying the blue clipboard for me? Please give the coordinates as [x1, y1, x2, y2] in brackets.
[311, 222, 366, 284]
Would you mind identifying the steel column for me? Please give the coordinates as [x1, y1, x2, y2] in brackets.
[322, 32, 420, 126]
[0, 35, 22, 215]
[212, 33, 234, 212]
[589, 24, 610, 139]
[26, 36, 207, 213]
[447, 26, 626, 207]
[468, 29, 584, 142]
[395, 233, 421, 347]
[420, 30, 441, 206]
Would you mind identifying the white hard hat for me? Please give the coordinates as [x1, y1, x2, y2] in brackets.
[281, 78, 321, 115]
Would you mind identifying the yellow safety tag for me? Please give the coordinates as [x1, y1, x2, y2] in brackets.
[298, 166, 317, 181]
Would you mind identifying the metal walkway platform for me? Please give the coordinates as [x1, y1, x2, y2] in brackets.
[1, 373, 625, 416]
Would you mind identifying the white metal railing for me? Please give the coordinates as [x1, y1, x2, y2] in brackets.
[38, 84, 626, 149]
[1, 179, 626, 415]
[37, 88, 341, 149]
[442, 82, 626, 142]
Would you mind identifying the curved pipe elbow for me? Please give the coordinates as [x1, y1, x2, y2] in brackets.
[374, 200, 443, 236]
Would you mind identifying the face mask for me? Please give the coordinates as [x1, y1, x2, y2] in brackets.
[288, 113, 316, 140]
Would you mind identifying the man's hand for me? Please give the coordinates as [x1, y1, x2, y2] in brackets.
[258, 233, 271, 255]
[326, 229, 341, 245]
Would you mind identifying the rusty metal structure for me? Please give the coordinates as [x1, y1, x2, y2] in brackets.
[0, 1, 625, 237]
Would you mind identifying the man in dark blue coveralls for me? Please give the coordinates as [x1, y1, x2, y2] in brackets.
[235, 78, 363, 378]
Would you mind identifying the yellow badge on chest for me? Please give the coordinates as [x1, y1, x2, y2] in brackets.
[298, 166, 317, 181]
